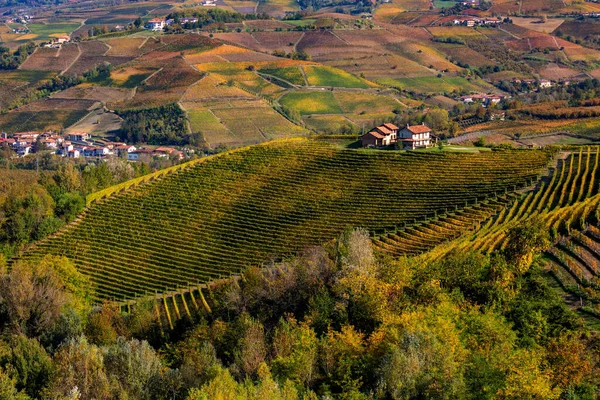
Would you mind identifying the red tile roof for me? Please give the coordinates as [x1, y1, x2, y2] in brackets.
[375, 125, 392, 135]
[367, 131, 385, 139]
[405, 124, 431, 134]
[383, 123, 399, 131]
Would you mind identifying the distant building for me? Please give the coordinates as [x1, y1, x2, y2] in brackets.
[67, 132, 91, 142]
[397, 124, 432, 150]
[148, 18, 166, 31]
[362, 123, 399, 147]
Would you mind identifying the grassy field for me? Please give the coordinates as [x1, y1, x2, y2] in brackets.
[378, 76, 494, 94]
[304, 66, 370, 89]
[27, 22, 82, 40]
[259, 66, 306, 86]
[279, 91, 343, 115]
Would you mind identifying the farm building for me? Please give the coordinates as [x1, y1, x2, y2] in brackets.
[362, 123, 399, 148]
[148, 18, 166, 31]
[398, 124, 432, 150]
[67, 132, 91, 142]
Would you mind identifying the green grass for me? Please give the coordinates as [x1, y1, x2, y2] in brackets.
[0, 70, 56, 83]
[259, 67, 306, 86]
[188, 109, 226, 133]
[377, 76, 493, 94]
[279, 91, 342, 115]
[433, 0, 459, 7]
[27, 22, 82, 40]
[283, 19, 316, 26]
[334, 92, 401, 114]
[18, 139, 552, 302]
[304, 66, 369, 89]
[303, 115, 356, 133]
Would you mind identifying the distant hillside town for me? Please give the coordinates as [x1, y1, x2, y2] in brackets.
[0, 131, 184, 161]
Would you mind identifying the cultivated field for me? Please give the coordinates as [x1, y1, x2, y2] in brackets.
[19, 139, 552, 301]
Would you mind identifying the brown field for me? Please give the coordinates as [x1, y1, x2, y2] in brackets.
[104, 37, 147, 56]
[556, 19, 600, 39]
[20, 43, 80, 72]
[296, 31, 351, 56]
[521, 0, 564, 12]
[425, 95, 459, 110]
[243, 19, 294, 30]
[65, 109, 123, 135]
[537, 63, 580, 80]
[326, 53, 433, 80]
[211, 32, 266, 52]
[17, 98, 98, 112]
[427, 26, 484, 39]
[434, 43, 495, 68]
[251, 31, 304, 52]
[511, 17, 564, 33]
[489, 0, 519, 14]
[408, 13, 442, 27]
[51, 85, 134, 103]
[113, 58, 204, 109]
[181, 75, 255, 103]
[387, 41, 462, 72]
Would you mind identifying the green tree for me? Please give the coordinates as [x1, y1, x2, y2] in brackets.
[271, 317, 318, 386]
[46, 336, 110, 400]
[104, 338, 163, 399]
[0, 335, 53, 398]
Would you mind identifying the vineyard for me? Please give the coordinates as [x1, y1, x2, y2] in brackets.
[17, 139, 551, 306]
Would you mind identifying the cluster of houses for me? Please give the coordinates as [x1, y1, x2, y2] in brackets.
[459, 93, 507, 106]
[43, 35, 71, 48]
[0, 131, 61, 157]
[512, 78, 554, 89]
[453, 16, 502, 26]
[0, 131, 183, 161]
[361, 123, 435, 150]
[147, 16, 202, 31]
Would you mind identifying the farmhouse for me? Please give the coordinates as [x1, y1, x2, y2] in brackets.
[397, 123, 432, 150]
[361, 123, 399, 147]
[67, 132, 91, 142]
[148, 18, 166, 31]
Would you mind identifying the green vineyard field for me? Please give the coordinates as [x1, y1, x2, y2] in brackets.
[17, 139, 552, 303]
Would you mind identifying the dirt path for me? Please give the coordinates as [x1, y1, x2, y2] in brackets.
[60, 43, 82, 75]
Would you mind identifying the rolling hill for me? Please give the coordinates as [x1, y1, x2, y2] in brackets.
[16, 139, 553, 303]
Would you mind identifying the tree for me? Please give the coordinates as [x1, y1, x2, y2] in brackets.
[271, 317, 318, 386]
[104, 338, 163, 399]
[46, 336, 110, 400]
[0, 256, 91, 337]
[503, 217, 551, 274]
[0, 335, 53, 398]
[234, 315, 266, 378]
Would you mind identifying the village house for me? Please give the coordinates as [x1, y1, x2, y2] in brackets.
[148, 18, 166, 31]
[459, 93, 505, 107]
[202, 0, 217, 6]
[113, 144, 137, 156]
[453, 17, 502, 26]
[397, 123, 432, 150]
[361, 123, 399, 148]
[67, 132, 91, 142]
[67, 149, 80, 159]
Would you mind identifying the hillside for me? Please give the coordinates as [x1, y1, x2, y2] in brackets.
[17, 139, 552, 302]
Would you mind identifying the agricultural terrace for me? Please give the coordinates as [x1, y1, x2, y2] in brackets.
[19, 139, 552, 302]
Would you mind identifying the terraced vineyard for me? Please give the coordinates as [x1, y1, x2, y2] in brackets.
[463, 147, 600, 253]
[17, 139, 552, 303]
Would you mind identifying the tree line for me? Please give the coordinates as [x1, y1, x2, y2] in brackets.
[0, 221, 597, 398]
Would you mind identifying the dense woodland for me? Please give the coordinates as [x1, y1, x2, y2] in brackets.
[118, 104, 195, 146]
[0, 225, 597, 399]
